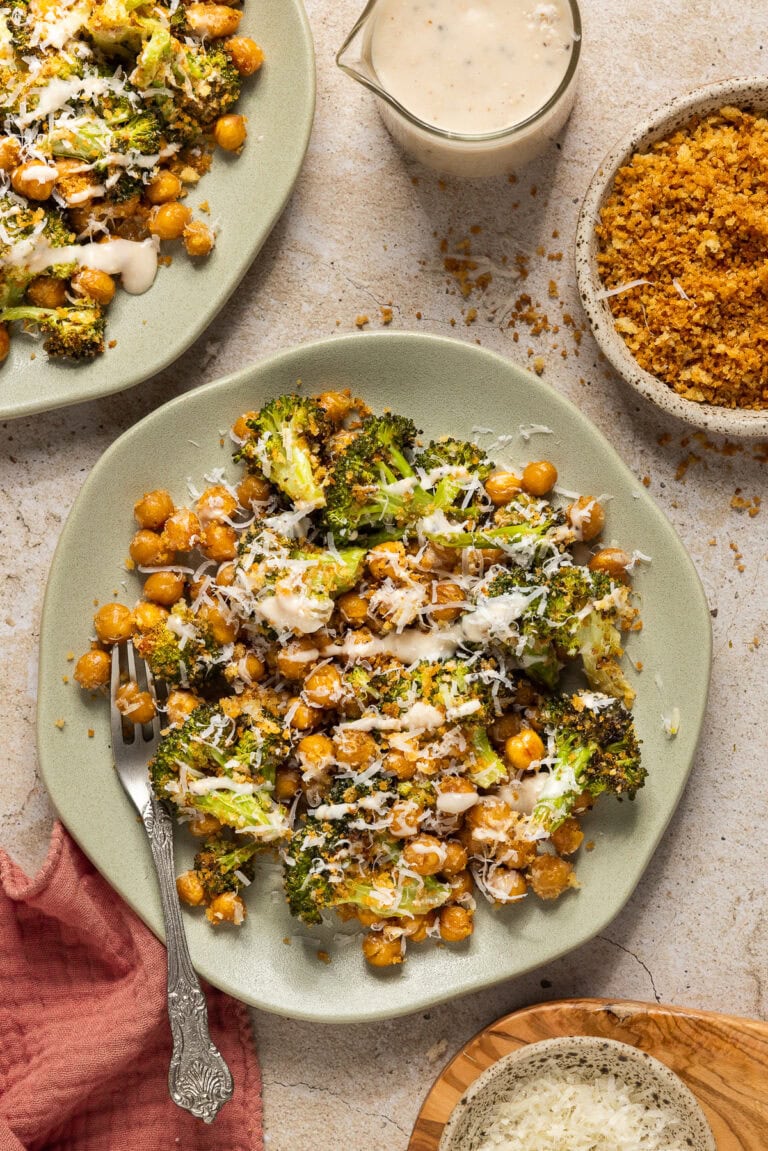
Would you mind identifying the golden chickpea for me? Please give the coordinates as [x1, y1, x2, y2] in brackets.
[551, 817, 584, 856]
[367, 541, 407, 581]
[115, 681, 156, 724]
[401, 913, 435, 943]
[132, 601, 168, 632]
[441, 840, 468, 876]
[529, 854, 576, 901]
[416, 542, 458, 572]
[464, 799, 513, 845]
[94, 602, 133, 645]
[403, 834, 446, 876]
[240, 652, 266, 682]
[11, 162, 56, 200]
[200, 522, 238, 562]
[129, 529, 174, 567]
[505, 728, 545, 772]
[176, 870, 206, 906]
[236, 472, 271, 507]
[183, 220, 214, 257]
[315, 389, 352, 425]
[489, 713, 522, 745]
[27, 276, 67, 309]
[462, 546, 506, 575]
[186, 1, 241, 37]
[71, 267, 115, 306]
[333, 728, 377, 767]
[447, 869, 474, 900]
[274, 766, 301, 802]
[143, 570, 185, 606]
[521, 460, 558, 496]
[388, 799, 421, 838]
[588, 547, 631, 582]
[206, 892, 246, 925]
[232, 410, 257, 440]
[74, 648, 111, 689]
[436, 775, 477, 802]
[0, 324, 9, 364]
[362, 932, 403, 967]
[225, 35, 265, 76]
[146, 170, 182, 204]
[287, 697, 322, 730]
[197, 484, 238, 524]
[428, 581, 465, 622]
[214, 113, 247, 152]
[161, 507, 201, 551]
[167, 689, 201, 725]
[297, 732, 335, 768]
[0, 136, 21, 171]
[197, 603, 238, 644]
[276, 638, 320, 681]
[133, 488, 174, 530]
[303, 664, 343, 708]
[337, 590, 369, 627]
[488, 867, 527, 903]
[149, 202, 192, 240]
[189, 813, 221, 837]
[568, 495, 605, 542]
[485, 471, 522, 505]
[384, 750, 416, 781]
[439, 905, 474, 942]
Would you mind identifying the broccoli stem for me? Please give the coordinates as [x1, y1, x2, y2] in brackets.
[468, 728, 508, 788]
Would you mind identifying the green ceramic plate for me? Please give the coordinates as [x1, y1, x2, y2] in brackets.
[0, 0, 315, 421]
[37, 333, 712, 1022]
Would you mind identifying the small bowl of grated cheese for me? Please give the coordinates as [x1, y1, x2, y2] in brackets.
[438, 1035, 716, 1151]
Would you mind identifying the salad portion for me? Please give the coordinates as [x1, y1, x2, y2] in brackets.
[0, 0, 264, 361]
[75, 390, 646, 967]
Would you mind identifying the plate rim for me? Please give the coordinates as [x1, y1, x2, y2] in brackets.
[36, 331, 713, 1021]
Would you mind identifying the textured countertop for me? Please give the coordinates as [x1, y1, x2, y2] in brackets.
[2, 1, 767, 1147]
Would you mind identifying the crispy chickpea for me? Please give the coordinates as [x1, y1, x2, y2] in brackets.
[416, 542, 458, 572]
[428, 581, 465, 622]
[143, 570, 185, 606]
[214, 563, 235, 586]
[146, 169, 182, 204]
[297, 732, 335, 771]
[529, 854, 576, 901]
[402, 834, 446, 876]
[214, 113, 247, 152]
[133, 488, 174, 530]
[74, 648, 111, 689]
[568, 495, 605, 542]
[439, 905, 474, 942]
[440, 840, 468, 876]
[274, 766, 302, 802]
[436, 775, 478, 805]
[176, 870, 206, 907]
[487, 868, 527, 903]
[463, 799, 513, 851]
[27, 276, 67, 308]
[197, 603, 238, 644]
[447, 869, 474, 900]
[402, 913, 435, 943]
[0, 136, 21, 171]
[287, 697, 322, 730]
[115, 681, 156, 724]
[337, 591, 369, 627]
[149, 202, 192, 240]
[239, 652, 266, 682]
[551, 817, 584, 856]
[189, 813, 221, 837]
[129, 529, 174, 567]
[187, 2, 241, 37]
[71, 267, 115, 306]
[197, 484, 238, 524]
[505, 728, 545, 772]
[161, 507, 201, 551]
[489, 713, 522, 745]
[236, 472, 271, 507]
[183, 220, 214, 257]
[225, 35, 264, 75]
[206, 892, 246, 925]
[500, 836, 537, 871]
[315, 389, 352, 424]
[333, 728, 377, 767]
[200, 522, 238, 562]
[94, 602, 133, 644]
[485, 471, 522, 505]
[362, 932, 403, 967]
[522, 460, 558, 496]
[132, 601, 168, 632]
[0, 324, 9, 364]
[462, 546, 506, 575]
[367, 540, 407, 581]
[167, 689, 201, 725]
[11, 162, 56, 200]
[384, 749, 416, 781]
[232, 410, 257, 440]
[276, 637, 320, 680]
[388, 799, 421, 838]
[588, 547, 631, 582]
[303, 664, 344, 708]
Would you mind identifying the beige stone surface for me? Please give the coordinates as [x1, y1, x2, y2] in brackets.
[2, 1, 767, 1146]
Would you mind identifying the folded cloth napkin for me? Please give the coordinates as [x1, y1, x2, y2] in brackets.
[0, 822, 262, 1151]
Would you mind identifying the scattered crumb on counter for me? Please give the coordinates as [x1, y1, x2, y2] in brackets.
[317, 949, 331, 965]
[641, 475, 651, 487]
[87, 729, 95, 738]
[585, 840, 596, 852]
[380, 306, 393, 325]
[533, 355, 545, 376]
[730, 489, 761, 516]
[354, 314, 369, 329]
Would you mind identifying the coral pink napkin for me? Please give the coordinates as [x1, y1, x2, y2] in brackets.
[0, 822, 262, 1151]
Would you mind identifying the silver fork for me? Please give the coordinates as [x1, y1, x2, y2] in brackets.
[110, 644, 234, 1124]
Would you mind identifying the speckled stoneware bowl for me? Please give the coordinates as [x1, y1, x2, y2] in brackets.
[575, 78, 768, 439]
[438, 1035, 717, 1151]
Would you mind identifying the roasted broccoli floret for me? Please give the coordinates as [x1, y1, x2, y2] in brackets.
[234, 395, 330, 510]
[529, 692, 645, 833]
[467, 727, 508, 788]
[0, 197, 76, 308]
[86, 0, 160, 55]
[43, 109, 162, 165]
[372, 658, 495, 726]
[414, 436, 494, 510]
[133, 604, 226, 686]
[0, 303, 105, 359]
[192, 834, 260, 900]
[135, 36, 242, 125]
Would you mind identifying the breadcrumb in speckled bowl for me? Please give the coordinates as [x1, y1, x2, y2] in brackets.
[438, 1035, 716, 1151]
[575, 78, 768, 439]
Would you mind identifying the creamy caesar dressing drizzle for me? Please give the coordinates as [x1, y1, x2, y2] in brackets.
[370, 0, 574, 135]
[5, 235, 159, 293]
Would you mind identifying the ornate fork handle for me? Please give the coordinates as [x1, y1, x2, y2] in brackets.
[143, 794, 234, 1124]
